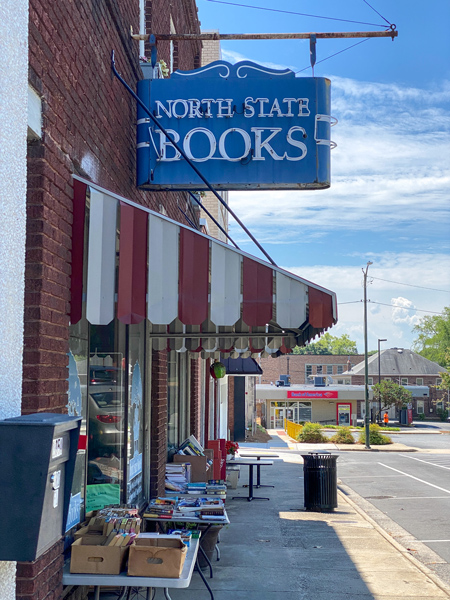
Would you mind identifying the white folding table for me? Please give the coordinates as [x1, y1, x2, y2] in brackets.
[63, 537, 213, 600]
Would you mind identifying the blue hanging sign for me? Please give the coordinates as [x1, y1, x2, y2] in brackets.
[137, 60, 331, 191]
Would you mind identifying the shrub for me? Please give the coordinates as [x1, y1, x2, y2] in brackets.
[330, 427, 355, 444]
[417, 413, 426, 421]
[358, 424, 392, 445]
[437, 409, 448, 422]
[297, 422, 329, 443]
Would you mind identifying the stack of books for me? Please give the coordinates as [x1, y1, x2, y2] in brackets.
[185, 482, 207, 495]
[198, 498, 226, 521]
[143, 497, 176, 519]
[178, 435, 205, 457]
[165, 462, 190, 491]
[205, 480, 227, 497]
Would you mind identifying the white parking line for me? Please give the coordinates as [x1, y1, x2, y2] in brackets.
[378, 463, 450, 494]
[340, 475, 398, 478]
[418, 540, 450, 543]
[400, 454, 450, 470]
[381, 496, 450, 500]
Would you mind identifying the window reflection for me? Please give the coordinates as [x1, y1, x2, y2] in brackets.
[87, 323, 125, 492]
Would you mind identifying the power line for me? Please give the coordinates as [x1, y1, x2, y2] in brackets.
[296, 37, 370, 73]
[205, 0, 388, 27]
[338, 299, 444, 315]
[371, 276, 450, 294]
[369, 301, 444, 315]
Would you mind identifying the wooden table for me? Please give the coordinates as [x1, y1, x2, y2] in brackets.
[63, 537, 213, 600]
[239, 453, 278, 488]
[227, 459, 274, 501]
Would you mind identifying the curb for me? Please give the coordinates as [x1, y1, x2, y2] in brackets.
[338, 487, 450, 597]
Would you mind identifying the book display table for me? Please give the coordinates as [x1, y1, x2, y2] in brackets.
[143, 509, 229, 580]
[63, 537, 206, 600]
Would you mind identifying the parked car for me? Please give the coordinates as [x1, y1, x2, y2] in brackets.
[89, 366, 120, 386]
[88, 386, 124, 456]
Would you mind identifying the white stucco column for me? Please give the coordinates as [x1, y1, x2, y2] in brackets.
[0, 0, 28, 595]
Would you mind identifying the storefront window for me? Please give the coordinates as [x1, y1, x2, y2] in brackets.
[297, 402, 312, 421]
[167, 351, 191, 456]
[66, 318, 88, 530]
[127, 322, 145, 505]
[87, 322, 126, 508]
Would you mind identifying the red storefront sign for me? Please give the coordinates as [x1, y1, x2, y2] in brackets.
[287, 390, 338, 399]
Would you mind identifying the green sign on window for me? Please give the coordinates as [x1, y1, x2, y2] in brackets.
[86, 484, 120, 513]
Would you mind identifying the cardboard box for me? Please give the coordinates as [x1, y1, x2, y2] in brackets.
[128, 536, 187, 578]
[74, 525, 105, 540]
[173, 454, 208, 482]
[70, 538, 129, 574]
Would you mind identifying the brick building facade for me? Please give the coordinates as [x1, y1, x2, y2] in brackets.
[1, 2, 338, 598]
[259, 354, 365, 385]
[344, 348, 448, 420]
[18, 2, 203, 599]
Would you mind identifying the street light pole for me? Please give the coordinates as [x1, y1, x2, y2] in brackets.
[363, 262, 373, 449]
[378, 338, 387, 422]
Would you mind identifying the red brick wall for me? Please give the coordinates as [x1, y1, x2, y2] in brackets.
[259, 355, 364, 385]
[190, 357, 201, 440]
[16, 540, 64, 600]
[145, 0, 202, 72]
[24, 0, 202, 598]
[150, 350, 169, 499]
[25, 0, 202, 416]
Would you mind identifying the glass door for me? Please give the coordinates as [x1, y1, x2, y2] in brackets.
[270, 406, 285, 429]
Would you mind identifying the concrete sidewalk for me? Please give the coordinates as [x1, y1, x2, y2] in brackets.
[167, 435, 450, 600]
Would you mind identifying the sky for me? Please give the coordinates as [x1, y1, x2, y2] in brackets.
[196, 0, 450, 354]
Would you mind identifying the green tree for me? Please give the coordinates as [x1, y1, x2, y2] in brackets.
[412, 306, 450, 367]
[372, 380, 412, 411]
[437, 350, 450, 409]
[293, 333, 358, 355]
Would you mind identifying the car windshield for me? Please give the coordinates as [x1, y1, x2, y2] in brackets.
[90, 391, 122, 409]
[90, 368, 118, 385]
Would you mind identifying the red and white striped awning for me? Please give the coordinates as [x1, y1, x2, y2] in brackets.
[71, 177, 337, 358]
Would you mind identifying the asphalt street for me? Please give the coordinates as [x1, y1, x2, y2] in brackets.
[336, 424, 450, 585]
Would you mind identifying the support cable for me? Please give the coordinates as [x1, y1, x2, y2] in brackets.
[111, 51, 277, 266]
[188, 192, 241, 249]
[177, 203, 198, 230]
[296, 37, 371, 73]
[361, 0, 392, 26]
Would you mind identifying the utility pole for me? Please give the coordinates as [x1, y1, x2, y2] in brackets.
[363, 262, 373, 449]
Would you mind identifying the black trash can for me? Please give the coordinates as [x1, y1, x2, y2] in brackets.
[302, 452, 338, 512]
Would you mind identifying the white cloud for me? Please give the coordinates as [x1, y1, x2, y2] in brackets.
[391, 296, 421, 327]
[228, 76, 450, 240]
[220, 48, 297, 73]
[285, 252, 450, 353]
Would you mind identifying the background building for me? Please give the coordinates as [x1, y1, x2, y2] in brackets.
[259, 354, 365, 385]
[344, 348, 448, 419]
